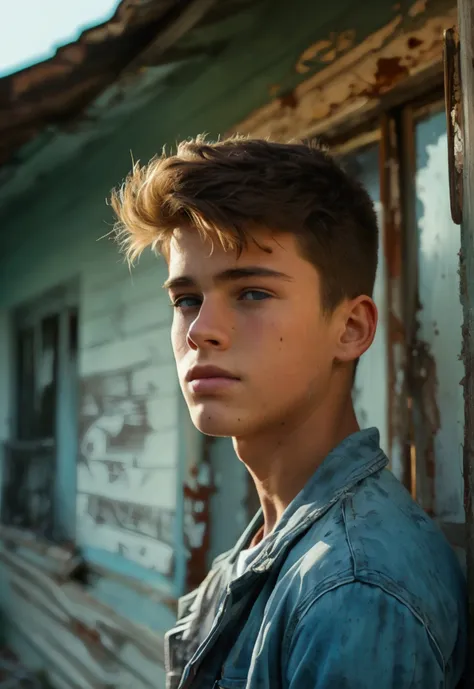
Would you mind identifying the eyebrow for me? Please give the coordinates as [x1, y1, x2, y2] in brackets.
[163, 266, 293, 290]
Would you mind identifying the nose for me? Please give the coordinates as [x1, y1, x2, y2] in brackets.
[187, 298, 232, 351]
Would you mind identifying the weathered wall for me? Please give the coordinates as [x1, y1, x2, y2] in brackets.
[0, 158, 186, 684]
[0, 205, 182, 579]
[77, 254, 179, 578]
[413, 108, 464, 524]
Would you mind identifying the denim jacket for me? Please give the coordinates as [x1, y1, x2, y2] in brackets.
[165, 429, 467, 689]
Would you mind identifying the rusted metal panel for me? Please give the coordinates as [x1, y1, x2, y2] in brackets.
[234, 0, 457, 142]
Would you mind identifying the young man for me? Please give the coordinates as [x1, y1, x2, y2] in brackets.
[112, 137, 466, 689]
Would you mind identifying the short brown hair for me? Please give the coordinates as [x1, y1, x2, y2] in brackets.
[111, 135, 378, 311]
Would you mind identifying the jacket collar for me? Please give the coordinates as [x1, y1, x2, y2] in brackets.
[228, 428, 388, 570]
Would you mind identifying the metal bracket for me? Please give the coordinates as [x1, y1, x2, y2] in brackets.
[444, 27, 464, 225]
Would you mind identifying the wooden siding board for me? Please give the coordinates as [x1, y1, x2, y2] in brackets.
[77, 259, 181, 584]
[77, 495, 175, 544]
[0, 543, 167, 689]
[76, 514, 174, 575]
[77, 463, 177, 507]
[80, 333, 174, 376]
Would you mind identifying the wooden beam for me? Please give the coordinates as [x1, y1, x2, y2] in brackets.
[233, 1, 457, 142]
[458, 0, 474, 679]
[122, 0, 219, 75]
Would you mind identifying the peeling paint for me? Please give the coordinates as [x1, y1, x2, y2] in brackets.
[233, 6, 456, 142]
[361, 57, 409, 97]
[409, 0, 428, 18]
[414, 112, 464, 521]
[183, 437, 214, 591]
[295, 30, 356, 74]
[444, 27, 464, 225]
[409, 338, 441, 514]
[278, 90, 299, 109]
[408, 36, 424, 49]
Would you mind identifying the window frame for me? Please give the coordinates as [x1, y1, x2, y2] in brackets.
[5, 280, 79, 543]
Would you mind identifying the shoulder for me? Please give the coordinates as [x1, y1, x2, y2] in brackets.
[284, 580, 450, 688]
[280, 469, 466, 670]
[344, 469, 466, 631]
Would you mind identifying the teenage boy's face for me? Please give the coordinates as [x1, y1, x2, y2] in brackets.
[167, 227, 352, 438]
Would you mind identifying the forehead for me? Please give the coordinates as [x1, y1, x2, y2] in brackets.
[167, 227, 303, 278]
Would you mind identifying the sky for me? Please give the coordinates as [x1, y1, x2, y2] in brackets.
[0, 0, 122, 77]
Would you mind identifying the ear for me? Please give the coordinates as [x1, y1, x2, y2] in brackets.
[334, 296, 378, 364]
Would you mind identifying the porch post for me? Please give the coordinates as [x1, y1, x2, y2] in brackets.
[458, 0, 474, 677]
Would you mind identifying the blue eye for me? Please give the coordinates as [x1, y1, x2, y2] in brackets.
[173, 296, 202, 309]
[240, 290, 271, 301]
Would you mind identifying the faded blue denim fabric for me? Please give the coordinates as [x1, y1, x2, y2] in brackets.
[165, 428, 467, 689]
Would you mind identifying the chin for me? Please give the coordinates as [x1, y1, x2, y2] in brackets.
[189, 402, 250, 437]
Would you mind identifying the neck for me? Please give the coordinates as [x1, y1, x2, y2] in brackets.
[233, 388, 359, 538]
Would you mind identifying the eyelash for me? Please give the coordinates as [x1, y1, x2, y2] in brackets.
[171, 289, 272, 309]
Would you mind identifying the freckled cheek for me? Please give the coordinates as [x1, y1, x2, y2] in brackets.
[260, 315, 294, 350]
[171, 321, 189, 358]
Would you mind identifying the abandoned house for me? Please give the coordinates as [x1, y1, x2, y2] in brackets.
[0, 0, 473, 686]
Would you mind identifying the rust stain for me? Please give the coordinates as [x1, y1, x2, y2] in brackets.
[362, 57, 409, 98]
[70, 619, 102, 645]
[234, 3, 460, 143]
[279, 89, 299, 109]
[409, 337, 440, 513]
[407, 36, 423, 49]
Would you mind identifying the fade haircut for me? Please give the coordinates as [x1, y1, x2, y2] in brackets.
[111, 135, 378, 312]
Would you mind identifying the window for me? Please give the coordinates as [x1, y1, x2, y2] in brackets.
[325, 92, 464, 534]
[1, 284, 79, 542]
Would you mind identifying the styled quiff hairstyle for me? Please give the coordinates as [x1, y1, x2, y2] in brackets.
[111, 135, 378, 312]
